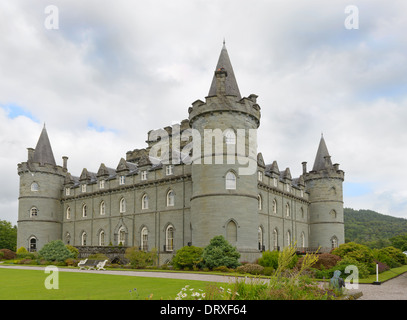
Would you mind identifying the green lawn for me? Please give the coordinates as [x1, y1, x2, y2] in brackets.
[0, 268, 211, 300]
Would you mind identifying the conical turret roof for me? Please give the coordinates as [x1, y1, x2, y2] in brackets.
[208, 41, 242, 99]
[312, 135, 332, 171]
[32, 124, 56, 166]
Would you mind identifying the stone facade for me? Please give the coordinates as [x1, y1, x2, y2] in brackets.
[17, 43, 345, 264]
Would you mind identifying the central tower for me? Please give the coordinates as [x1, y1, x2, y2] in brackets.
[188, 43, 261, 260]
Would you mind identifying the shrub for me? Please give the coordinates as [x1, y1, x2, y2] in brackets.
[374, 246, 407, 268]
[258, 251, 279, 269]
[332, 242, 375, 273]
[171, 245, 203, 270]
[333, 257, 370, 279]
[201, 236, 240, 270]
[66, 245, 79, 259]
[0, 249, 16, 260]
[38, 240, 74, 262]
[298, 253, 341, 270]
[125, 247, 158, 268]
[236, 263, 264, 275]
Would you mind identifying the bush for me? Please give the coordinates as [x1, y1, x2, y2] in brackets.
[332, 242, 375, 273]
[258, 251, 279, 269]
[201, 236, 240, 270]
[0, 249, 16, 260]
[66, 245, 79, 259]
[171, 245, 203, 270]
[125, 247, 158, 268]
[38, 240, 74, 262]
[236, 263, 264, 275]
[374, 246, 407, 268]
[298, 253, 341, 270]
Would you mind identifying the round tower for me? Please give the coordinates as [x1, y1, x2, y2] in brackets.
[188, 43, 261, 261]
[17, 126, 67, 252]
[303, 135, 345, 251]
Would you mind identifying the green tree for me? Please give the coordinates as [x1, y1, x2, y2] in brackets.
[171, 245, 203, 270]
[201, 235, 240, 269]
[0, 220, 17, 251]
[39, 240, 74, 262]
[390, 233, 407, 252]
[125, 247, 158, 268]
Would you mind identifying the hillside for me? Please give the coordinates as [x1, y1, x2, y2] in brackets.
[344, 208, 407, 244]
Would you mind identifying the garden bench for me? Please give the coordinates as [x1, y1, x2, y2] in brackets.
[78, 259, 108, 271]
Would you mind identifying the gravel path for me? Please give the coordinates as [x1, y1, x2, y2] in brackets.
[1, 265, 406, 299]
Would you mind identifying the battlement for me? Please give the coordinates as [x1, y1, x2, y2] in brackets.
[17, 161, 67, 177]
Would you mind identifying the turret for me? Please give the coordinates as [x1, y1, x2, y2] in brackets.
[17, 125, 66, 251]
[189, 42, 261, 261]
[303, 135, 345, 251]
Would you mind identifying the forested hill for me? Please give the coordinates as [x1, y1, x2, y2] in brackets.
[344, 208, 407, 244]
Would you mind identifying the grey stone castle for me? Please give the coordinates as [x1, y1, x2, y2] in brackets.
[17, 43, 345, 264]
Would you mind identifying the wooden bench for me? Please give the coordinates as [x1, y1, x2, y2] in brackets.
[78, 259, 108, 271]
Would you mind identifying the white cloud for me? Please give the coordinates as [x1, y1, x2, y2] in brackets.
[1, 0, 407, 225]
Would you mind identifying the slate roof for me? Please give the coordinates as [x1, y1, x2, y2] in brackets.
[32, 125, 56, 166]
[312, 135, 332, 171]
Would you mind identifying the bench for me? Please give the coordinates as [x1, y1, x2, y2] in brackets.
[78, 259, 108, 271]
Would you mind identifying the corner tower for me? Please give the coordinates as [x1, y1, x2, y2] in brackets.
[17, 125, 67, 251]
[303, 135, 345, 250]
[188, 42, 261, 261]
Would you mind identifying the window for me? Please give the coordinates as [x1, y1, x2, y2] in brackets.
[167, 190, 175, 207]
[273, 178, 277, 187]
[226, 220, 237, 244]
[120, 198, 126, 213]
[81, 184, 86, 193]
[258, 195, 262, 210]
[166, 165, 173, 175]
[99, 180, 105, 189]
[258, 227, 263, 251]
[30, 207, 38, 217]
[300, 207, 304, 219]
[301, 232, 305, 248]
[66, 207, 71, 219]
[65, 232, 71, 245]
[119, 176, 125, 185]
[65, 187, 70, 196]
[225, 171, 236, 190]
[166, 225, 174, 251]
[142, 194, 149, 209]
[141, 171, 147, 181]
[258, 171, 263, 182]
[273, 229, 278, 250]
[286, 230, 291, 246]
[118, 227, 126, 246]
[224, 129, 236, 144]
[29, 237, 37, 252]
[82, 204, 87, 217]
[141, 227, 148, 251]
[31, 182, 39, 192]
[99, 230, 105, 246]
[300, 190, 304, 197]
[100, 201, 105, 215]
[330, 210, 337, 219]
[331, 236, 338, 249]
[272, 199, 277, 214]
[286, 203, 290, 217]
[81, 232, 87, 246]
[286, 184, 290, 192]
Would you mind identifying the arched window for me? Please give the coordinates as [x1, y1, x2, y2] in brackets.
[120, 198, 126, 213]
[300, 207, 304, 219]
[226, 220, 237, 244]
[166, 225, 174, 251]
[258, 195, 262, 210]
[29, 237, 37, 252]
[99, 230, 105, 246]
[100, 201, 105, 215]
[330, 209, 337, 219]
[142, 194, 149, 209]
[167, 190, 175, 207]
[286, 230, 291, 246]
[30, 207, 38, 218]
[65, 232, 71, 245]
[81, 232, 87, 246]
[224, 129, 236, 144]
[82, 204, 87, 217]
[118, 227, 126, 246]
[273, 229, 278, 250]
[66, 206, 71, 219]
[225, 171, 236, 190]
[301, 232, 305, 248]
[141, 227, 148, 251]
[331, 236, 338, 249]
[31, 182, 39, 191]
[258, 226, 263, 251]
[272, 199, 277, 214]
[286, 203, 290, 217]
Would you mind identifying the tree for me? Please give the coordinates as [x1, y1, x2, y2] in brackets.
[201, 235, 240, 269]
[171, 245, 203, 270]
[39, 240, 74, 262]
[0, 220, 17, 251]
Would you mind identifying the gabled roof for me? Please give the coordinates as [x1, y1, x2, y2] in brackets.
[32, 125, 56, 166]
[208, 41, 242, 99]
[312, 135, 332, 171]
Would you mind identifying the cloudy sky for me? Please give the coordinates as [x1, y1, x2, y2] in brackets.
[1, 0, 407, 225]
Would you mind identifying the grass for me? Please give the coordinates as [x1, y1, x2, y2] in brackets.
[361, 265, 407, 283]
[0, 268, 212, 300]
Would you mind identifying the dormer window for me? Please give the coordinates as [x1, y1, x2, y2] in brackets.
[65, 187, 70, 196]
[166, 165, 173, 175]
[99, 180, 105, 189]
[141, 171, 147, 181]
[119, 176, 125, 185]
[258, 171, 263, 182]
[81, 184, 87, 193]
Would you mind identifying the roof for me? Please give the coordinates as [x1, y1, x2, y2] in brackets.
[312, 135, 332, 171]
[32, 125, 56, 166]
[208, 42, 242, 99]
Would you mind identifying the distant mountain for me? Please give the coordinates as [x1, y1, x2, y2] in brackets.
[344, 208, 407, 244]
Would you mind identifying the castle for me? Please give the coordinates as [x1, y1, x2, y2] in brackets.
[17, 43, 345, 264]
